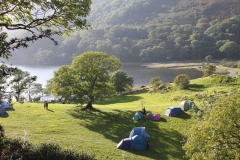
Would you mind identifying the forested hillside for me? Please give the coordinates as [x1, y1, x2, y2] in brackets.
[6, 0, 240, 65]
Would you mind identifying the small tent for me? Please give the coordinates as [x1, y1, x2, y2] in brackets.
[0, 101, 13, 109]
[133, 112, 143, 121]
[165, 107, 184, 117]
[130, 135, 147, 150]
[178, 101, 195, 111]
[153, 114, 161, 121]
[129, 127, 150, 140]
[117, 135, 147, 150]
[0, 105, 5, 115]
[146, 113, 154, 120]
[117, 137, 131, 150]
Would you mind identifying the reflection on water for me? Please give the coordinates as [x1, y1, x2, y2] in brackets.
[16, 63, 203, 87]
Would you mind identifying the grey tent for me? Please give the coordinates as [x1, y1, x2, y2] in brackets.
[0, 105, 5, 115]
[178, 101, 195, 111]
[0, 101, 13, 109]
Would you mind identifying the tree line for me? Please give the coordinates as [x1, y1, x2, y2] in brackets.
[6, 0, 240, 65]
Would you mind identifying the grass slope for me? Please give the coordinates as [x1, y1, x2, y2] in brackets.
[0, 77, 236, 160]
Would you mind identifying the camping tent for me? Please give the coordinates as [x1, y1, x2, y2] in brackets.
[178, 101, 195, 111]
[0, 101, 13, 109]
[153, 114, 161, 121]
[133, 112, 143, 121]
[117, 135, 147, 150]
[0, 105, 5, 115]
[164, 107, 184, 117]
[146, 113, 154, 120]
[129, 127, 150, 140]
[117, 137, 132, 150]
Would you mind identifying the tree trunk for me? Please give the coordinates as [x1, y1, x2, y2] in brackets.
[85, 101, 93, 109]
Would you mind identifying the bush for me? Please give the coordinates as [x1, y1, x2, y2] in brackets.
[203, 64, 216, 77]
[0, 125, 96, 160]
[205, 55, 213, 62]
[210, 75, 237, 86]
[174, 74, 190, 89]
[150, 77, 162, 92]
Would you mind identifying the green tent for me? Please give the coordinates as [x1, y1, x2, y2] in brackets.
[178, 101, 195, 111]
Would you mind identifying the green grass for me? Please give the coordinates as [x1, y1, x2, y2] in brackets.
[0, 77, 237, 160]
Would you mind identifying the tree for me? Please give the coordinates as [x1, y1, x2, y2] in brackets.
[10, 69, 36, 101]
[203, 64, 216, 77]
[49, 51, 122, 109]
[183, 93, 240, 160]
[174, 74, 190, 89]
[205, 55, 213, 62]
[0, 0, 91, 59]
[219, 41, 240, 58]
[48, 65, 83, 104]
[25, 76, 38, 101]
[110, 70, 133, 93]
[25, 83, 43, 102]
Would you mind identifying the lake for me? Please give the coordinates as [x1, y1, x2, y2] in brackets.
[16, 63, 203, 88]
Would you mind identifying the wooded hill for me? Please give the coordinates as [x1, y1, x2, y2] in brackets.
[6, 0, 240, 65]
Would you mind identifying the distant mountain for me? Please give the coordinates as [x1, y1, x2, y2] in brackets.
[5, 0, 240, 65]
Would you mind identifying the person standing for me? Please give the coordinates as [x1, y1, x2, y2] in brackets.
[44, 101, 48, 109]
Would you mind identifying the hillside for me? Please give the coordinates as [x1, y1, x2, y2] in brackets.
[4, 0, 240, 65]
[0, 76, 238, 159]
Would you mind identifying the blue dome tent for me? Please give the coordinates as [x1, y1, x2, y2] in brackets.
[117, 127, 150, 150]
[129, 127, 150, 140]
[165, 107, 184, 116]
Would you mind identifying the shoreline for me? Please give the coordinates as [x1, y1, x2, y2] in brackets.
[143, 62, 238, 77]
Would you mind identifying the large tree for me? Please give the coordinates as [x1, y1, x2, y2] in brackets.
[48, 65, 83, 104]
[183, 93, 240, 160]
[49, 51, 122, 108]
[0, 0, 92, 59]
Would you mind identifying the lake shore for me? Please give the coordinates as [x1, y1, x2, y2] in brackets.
[144, 61, 238, 77]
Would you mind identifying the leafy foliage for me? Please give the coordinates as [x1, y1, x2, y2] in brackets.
[183, 92, 240, 160]
[4, 0, 240, 65]
[150, 77, 163, 92]
[0, 125, 95, 160]
[174, 74, 190, 89]
[0, 0, 91, 59]
[48, 51, 122, 108]
[203, 64, 216, 77]
[110, 70, 133, 93]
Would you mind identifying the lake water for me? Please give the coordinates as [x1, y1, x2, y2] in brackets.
[16, 63, 203, 88]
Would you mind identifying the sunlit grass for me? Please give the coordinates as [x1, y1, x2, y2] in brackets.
[0, 78, 236, 160]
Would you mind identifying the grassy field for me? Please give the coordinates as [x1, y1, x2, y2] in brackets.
[0, 76, 237, 160]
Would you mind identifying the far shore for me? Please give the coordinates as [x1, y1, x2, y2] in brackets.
[144, 61, 238, 77]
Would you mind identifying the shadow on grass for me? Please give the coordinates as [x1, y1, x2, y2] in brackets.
[174, 112, 191, 119]
[188, 84, 206, 92]
[0, 112, 9, 118]
[97, 95, 143, 105]
[67, 108, 186, 160]
[46, 109, 54, 112]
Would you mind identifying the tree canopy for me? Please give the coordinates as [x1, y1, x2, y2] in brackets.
[5, 0, 240, 65]
[110, 70, 133, 93]
[183, 92, 240, 160]
[48, 51, 123, 108]
[0, 0, 92, 59]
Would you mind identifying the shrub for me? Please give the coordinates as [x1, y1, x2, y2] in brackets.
[203, 64, 216, 77]
[150, 77, 162, 92]
[205, 55, 213, 62]
[174, 74, 190, 89]
[0, 125, 96, 160]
